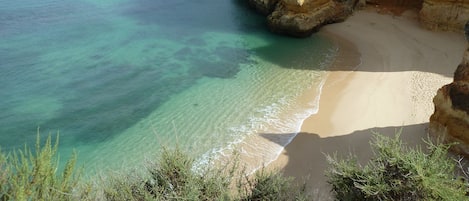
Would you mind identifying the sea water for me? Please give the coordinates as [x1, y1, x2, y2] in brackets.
[0, 0, 336, 174]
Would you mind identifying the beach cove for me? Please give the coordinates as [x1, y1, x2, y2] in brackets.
[268, 8, 467, 198]
[2, 0, 469, 199]
[0, 0, 342, 175]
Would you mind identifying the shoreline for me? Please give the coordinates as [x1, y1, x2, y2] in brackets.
[267, 9, 466, 199]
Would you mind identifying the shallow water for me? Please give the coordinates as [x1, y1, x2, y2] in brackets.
[0, 0, 336, 173]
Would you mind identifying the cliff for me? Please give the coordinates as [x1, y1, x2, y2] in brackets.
[365, 0, 423, 14]
[430, 22, 469, 155]
[420, 0, 469, 32]
[247, 0, 468, 37]
[266, 0, 356, 37]
[247, 0, 280, 15]
[248, 0, 360, 37]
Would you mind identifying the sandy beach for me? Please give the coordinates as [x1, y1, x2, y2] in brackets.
[267, 9, 466, 199]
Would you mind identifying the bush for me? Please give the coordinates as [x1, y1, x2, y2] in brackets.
[238, 168, 309, 201]
[0, 134, 80, 201]
[0, 133, 310, 200]
[326, 134, 469, 201]
[99, 147, 310, 200]
[99, 147, 234, 200]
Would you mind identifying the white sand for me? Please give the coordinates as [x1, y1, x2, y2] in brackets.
[268, 9, 466, 199]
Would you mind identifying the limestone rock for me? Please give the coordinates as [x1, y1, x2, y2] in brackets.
[266, 0, 356, 37]
[246, 0, 468, 37]
[248, 0, 280, 15]
[246, 0, 359, 37]
[365, 0, 423, 8]
[420, 0, 469, 32]
[430, 22, 469, 155]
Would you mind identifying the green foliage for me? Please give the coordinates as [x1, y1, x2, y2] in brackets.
[0, 134, 310, 201]
[4, 131, 469, 201]
[100, 147, 234, 200]
[238, 169, 308, 201]
[0, 133, 80, 201]
[326, 134, 469, 201]
[88, 147, 312, 200]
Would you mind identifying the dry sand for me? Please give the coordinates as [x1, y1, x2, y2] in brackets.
[267, 9, 466, 199]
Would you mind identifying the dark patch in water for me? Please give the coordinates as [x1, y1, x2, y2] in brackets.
[174, 47, 194, 59]
[0, 0, 263, 150]
[184, 38, 206, 47]
[90, 54, 104, 60]
[39, 62, 197, 144]
[121, 0, 266, 38]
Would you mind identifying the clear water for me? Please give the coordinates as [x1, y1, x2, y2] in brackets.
[0, 0, 336, 174]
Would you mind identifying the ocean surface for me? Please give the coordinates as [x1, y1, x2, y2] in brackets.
[0, 0, 336, 174]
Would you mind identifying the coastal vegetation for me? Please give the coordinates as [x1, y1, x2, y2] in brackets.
[1, 133, 468, 200]
[0, 134, 308, 200]
[326, 134, 469, 201]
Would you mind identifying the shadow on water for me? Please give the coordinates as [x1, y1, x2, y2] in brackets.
[252, 35, 335, 70]
[259, 123, 430, 199]
[121, 0, 266, 38]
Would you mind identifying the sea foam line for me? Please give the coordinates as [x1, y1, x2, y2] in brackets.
[193, 46, 339, 175]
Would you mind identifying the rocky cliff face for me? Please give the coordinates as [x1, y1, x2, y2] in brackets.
[247, 0, 468, 37]
[267, 0, 355, 37]
[420, 0, 469, 32]
[430, 22, 469, 155]
[247, 0, 280, 15]
[248, 0, 359, 37]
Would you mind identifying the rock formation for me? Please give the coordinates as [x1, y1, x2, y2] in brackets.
[247, 0, 469, 37]
[247, 0, 280, 15]
[420, 0, 469, 32]
[267, 0, 356, 37]
[430, 22, 469, 155]
[247, 0, 360, 37]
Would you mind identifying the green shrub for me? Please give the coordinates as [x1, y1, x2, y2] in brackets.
[98, 147, 311, 201]
[326, 134, 469, 201]
[100, 147, 235, 200]
[0, 133, 309, 200]
[238, 168, 309, 201]
[0, 134, 80, 201]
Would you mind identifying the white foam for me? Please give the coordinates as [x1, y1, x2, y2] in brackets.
[193, 46, 339, 174]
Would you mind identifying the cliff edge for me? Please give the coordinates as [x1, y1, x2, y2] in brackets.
[430, 22, 469, 155]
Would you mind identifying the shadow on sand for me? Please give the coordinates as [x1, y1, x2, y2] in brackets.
[260, 123, 431, 199]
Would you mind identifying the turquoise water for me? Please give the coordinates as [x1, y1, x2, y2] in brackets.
[0, 0, 336, 173]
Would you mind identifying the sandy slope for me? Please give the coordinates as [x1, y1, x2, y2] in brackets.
[268, 9, 466, 199]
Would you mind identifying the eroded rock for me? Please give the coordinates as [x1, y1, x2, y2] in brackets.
[248, 0, 280, 15]
[430, 22, 469, 155]
[420, 0, 469, 32]
[247, 0, 359, 37]
[267, 0, 354, 37]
